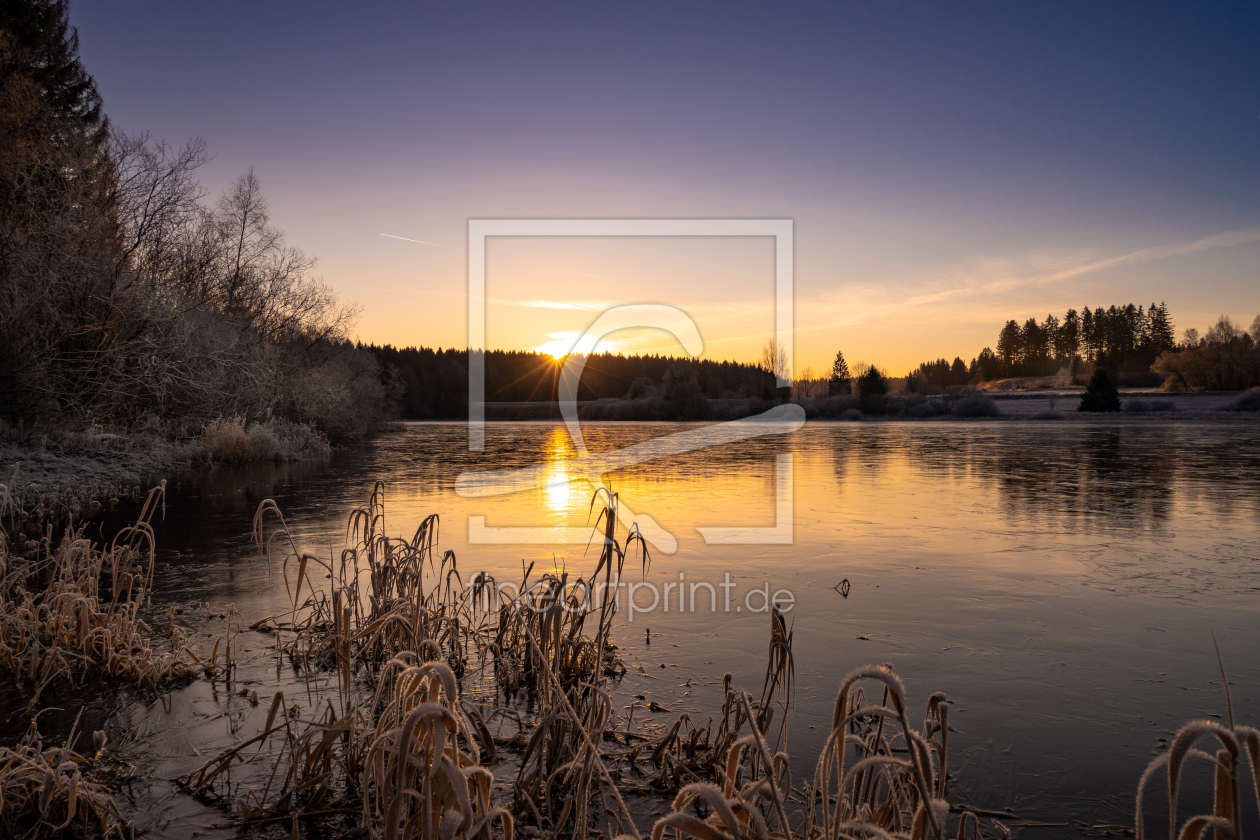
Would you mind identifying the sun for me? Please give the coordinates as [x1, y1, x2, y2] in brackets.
[535, 337, 573, 360]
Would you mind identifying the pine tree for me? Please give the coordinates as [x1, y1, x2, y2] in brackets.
[996, 320, 1021, 374]
[1058, 309, 1081, 360]
[857, 366, 888, 397]
[1146, 301, 1175, 354]
[0, 0, 108, 147]
[828, 350, 851, 396]
[1078, 369, 1121, 412]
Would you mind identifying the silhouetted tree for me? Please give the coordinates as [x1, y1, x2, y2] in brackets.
[856, 366, 888, 397]
[1078, 369, 1121, 412]
[997, 320, 1020, 373]
[1145, 301, 1175, 355]
[662, 361, 709, 419]
[1205, 315, 1243, 344]
[758, 337, 789, 383]
[1057, 309, 1081, 360]
[828, 349, 851, 396]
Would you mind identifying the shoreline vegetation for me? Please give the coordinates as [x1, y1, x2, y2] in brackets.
[0, 416, 330, 528]
[4, 388, 1258, 528]
[1, 482, 1256, 839]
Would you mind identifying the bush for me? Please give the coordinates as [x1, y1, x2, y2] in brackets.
[1227, 386, 1260, 412]
[1153, 333, 1260, 392]
[813, 395, 859, 418]
[952, 394, 1000, 417]
[197, 417, 330, 464]
[1123, 398, 1151, 413]
[906, 400, 940, 418]
[839, 409, 863, 421]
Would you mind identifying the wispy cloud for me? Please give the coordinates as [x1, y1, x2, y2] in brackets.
[514, 299, 621, 311]
[794, 224, 1260, 335]
[1049, 226, 1260, 282]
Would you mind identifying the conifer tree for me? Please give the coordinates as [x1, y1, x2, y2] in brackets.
[1146, 301, 1175, 354]
[0, 0, 107, 147]
[1078, 368, 1121, 412]
[828, 350, 851, 396]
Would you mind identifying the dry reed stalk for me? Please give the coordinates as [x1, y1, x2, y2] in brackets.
[0, 482, 194, 695]
[1134, 642, 1260, 840]
[0, 715, 129, 839]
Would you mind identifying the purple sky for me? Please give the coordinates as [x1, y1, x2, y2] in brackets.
[72, 1, 1260, 372]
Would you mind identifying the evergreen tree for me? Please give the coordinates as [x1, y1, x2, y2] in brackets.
[1146, 301, 1175, 354]
[828, 349, 851, 396]
[997, 320, 1021, 374]
[1058, 309, 1081, 359]
[1080, 308, 1095, 361]
[973, 347, 1001, 381]
[1078, 369, 1121, 412]
[0, 0, 107, 147]
[856, 366, 888, 397]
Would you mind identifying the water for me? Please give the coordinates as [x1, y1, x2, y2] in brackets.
[32, 420, 1260, 836]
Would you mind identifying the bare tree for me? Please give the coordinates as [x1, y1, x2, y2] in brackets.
[1205, 315, 1242, 345]
[109, 130, 209, 278]
[758, 337, 789, 384]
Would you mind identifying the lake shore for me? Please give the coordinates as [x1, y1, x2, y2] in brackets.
[0, 434, 196, 528]
[5, 391, 1257, 527]
[477, 389, 1256, 421]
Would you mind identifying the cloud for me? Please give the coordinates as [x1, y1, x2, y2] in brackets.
[514, 299, 620, 311]
[794, 224, 1260, 336]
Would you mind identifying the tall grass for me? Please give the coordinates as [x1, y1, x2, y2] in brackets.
[0, 715, 129, 839]
[4, 480, 1253, 839]
[0, 482, 195, 698]
[175, 483, 984, 840]
[197, 416, 331, 463]
[1135, 643, 1260, 840]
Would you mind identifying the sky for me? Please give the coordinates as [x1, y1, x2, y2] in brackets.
[72, 1, 1260, 375]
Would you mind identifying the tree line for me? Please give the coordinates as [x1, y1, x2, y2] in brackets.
[364, 345, 777, 419]
[0, 1, 390, 441]
[907, 302, 1177, 389]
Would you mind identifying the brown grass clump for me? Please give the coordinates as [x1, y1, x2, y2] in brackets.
[0, 483, 195, 697]
[0, 716, 129, 839]
[1135, 642, 1260, 840]
[197, 416, 332, 464]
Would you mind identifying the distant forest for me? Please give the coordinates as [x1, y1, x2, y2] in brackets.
[908, 302, 1177, 389]
[364, 346, 776, 420]
[371, 300, 1260, 419]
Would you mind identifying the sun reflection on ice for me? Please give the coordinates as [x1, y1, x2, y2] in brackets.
[542, 427, 583, 513]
